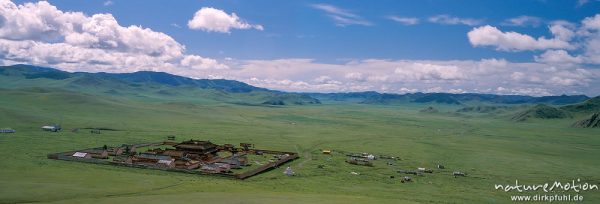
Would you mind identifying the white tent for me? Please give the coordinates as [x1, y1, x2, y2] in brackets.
[284, 166, 295, 176]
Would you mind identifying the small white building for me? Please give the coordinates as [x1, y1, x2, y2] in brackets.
[284, 166, 295, 176]
[72, 152, 91, 159]
[0, 128, 16, 133]
[42, 125, 61, 132]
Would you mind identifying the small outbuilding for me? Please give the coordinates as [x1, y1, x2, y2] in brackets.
[42, 125, 61, 132]
[453, 171, 466, 177]
[284, 166, 295, 176]
[72, 152, 91, 159]
[0, 128, 16, 133]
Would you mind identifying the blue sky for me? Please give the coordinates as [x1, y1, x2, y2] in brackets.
[36, 0, 598, 61]
[2, 0, 600, 96]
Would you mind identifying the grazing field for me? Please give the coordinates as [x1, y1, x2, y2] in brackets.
[0, 88, 599, 203]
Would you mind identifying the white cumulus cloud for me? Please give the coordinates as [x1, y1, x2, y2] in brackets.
[534, 50, 583, 64]
[345, 72, 367, 82]
[181, 55, 229, 70]
[187, 7, 263, 33]
[549, 21, 576, 41]
[467, 25, 572, 51]
[0, 0, 227, 75]
[394, 63, 466, 81]
[580, 14, 600, 63]
[470, 14, 600, 66]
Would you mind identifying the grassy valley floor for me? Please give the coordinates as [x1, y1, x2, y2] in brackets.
[0, 89, 599, 203]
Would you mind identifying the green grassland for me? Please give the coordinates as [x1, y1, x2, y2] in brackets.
[1, 87, 599, 203]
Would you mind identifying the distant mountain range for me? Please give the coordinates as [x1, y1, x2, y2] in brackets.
[0, 64, 594, 106]
[307, 92, 590, 105]
[0, 64, 317, 106]
[3, 64, 266, 93]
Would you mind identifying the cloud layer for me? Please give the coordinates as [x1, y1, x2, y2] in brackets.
[221, 58, 598, 96]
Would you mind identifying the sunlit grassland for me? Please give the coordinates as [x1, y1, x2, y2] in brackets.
[0, 89, 599, 203]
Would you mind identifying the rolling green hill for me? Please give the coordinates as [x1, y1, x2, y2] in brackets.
[509, 97, 600, 124]
[456, 105, 515, 114]
[511, 104, 571, 121]
[0, 65, 320, 106]
[572, 112, 600, 128]
[561, 96, 600, 113]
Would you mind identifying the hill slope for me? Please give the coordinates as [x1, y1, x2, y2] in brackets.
[96, 71, 267, 93]
[572, 112, 600, 128]
[561, 96, 600, 113]
[0, 65, 318, 106]
[512, 104, 571, 121]
[456, 105, 513, 113]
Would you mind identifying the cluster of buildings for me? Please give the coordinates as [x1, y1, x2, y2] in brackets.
[48, 140, 298, 179]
